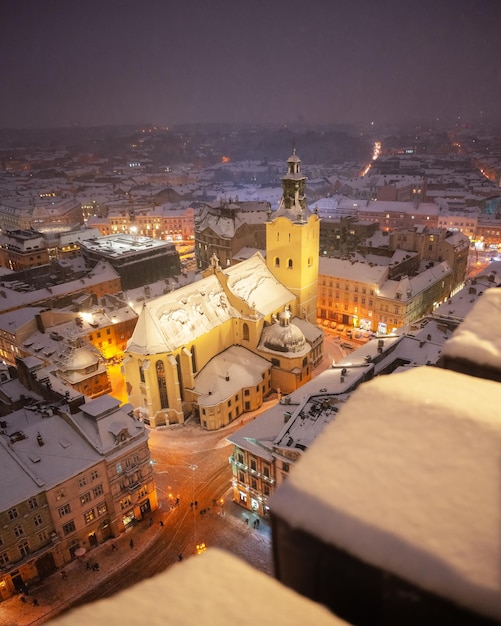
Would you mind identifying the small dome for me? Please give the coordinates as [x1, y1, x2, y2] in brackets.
[264, 321, 306, 353]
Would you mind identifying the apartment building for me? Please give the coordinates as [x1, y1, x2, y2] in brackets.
[0, 384, 157, 601]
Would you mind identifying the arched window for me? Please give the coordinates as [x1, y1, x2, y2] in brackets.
[176, 354, 184, 400]
[191, 345, 197, 373]
[139, 360, 145, 383]
[274, 257, 280, 267]
[156, 360, 169, 409]
[242, 323, 249, 341]
[287, 258, 293, 269]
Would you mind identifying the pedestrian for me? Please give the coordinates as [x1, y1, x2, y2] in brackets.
[130, 539, 134, 549]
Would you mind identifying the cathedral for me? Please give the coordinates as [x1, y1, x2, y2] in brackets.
[123, 151, 323, 429]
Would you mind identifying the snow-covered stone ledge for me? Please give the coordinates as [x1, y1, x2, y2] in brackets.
[48, 548, 348, 626]
[269, 365, 501, 625]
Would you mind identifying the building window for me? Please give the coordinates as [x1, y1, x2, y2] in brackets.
[191, 345, 197, 372]
[97, 502, 108, 516]
[0, 552, 9, 566]
[7, 508, 18, 520]
[250, 459, 257, 471]
[242, 323, 249, 341]
[58, 504, 71, 517]
[274, 257, 280, 267]
[251, 478, 257, 490]
[91, 470, 99, 481]
[84, 509, 95, 524]
[19, 541, 30, 558]
[93, 485, 104, 498]
[13, 525, 24, 538]
[55, 489, 65, 500]
[120, 497, 132, 510]
[139, 362, 145, 383]
[156, 360, 169, 409]
[78, 477, 87, 488]
[264, 485, 270, 496]
[283, 463, 290, 473]
[116, 462, 123, 474]
[287, 258, 293, 269]
[80, 492, 92, 506]
[33, 514, 43, 527]
[28, 497, 38, 509]
[62, 521, 76, 536]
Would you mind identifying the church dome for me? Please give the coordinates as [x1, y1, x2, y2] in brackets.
[264, 309, 307, 353]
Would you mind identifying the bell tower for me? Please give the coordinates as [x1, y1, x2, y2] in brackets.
[266, 149, 319, 324]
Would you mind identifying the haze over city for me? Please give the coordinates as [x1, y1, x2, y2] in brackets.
[2, 0, 500, 130]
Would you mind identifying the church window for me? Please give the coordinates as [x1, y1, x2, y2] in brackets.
[176, 355, 184, 400]
[242, 323, 249, 341]
[287, 259, 293, 269]
[274, 257, 280, 267]
[139, 361, 145, 383]
[156, 360, 169, 409]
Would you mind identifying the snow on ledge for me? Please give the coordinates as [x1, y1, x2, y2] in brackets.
[443, 287, 501, 370]
[269, 366, 501, 622]
[49, 548, 348, 626]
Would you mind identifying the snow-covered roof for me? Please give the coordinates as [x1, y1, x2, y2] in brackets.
[0, 407, 101, 498]
[224, 253, 294, 315]
[127, 253, 294, 355]
[269, 366, 501, 622]
[194, 345, 270, 408]
[319, 256, 389, 285]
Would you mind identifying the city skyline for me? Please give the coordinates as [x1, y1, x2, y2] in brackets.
[1, 0, 500, 130]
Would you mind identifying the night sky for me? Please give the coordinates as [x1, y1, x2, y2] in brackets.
[1, 0, 500, 129]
